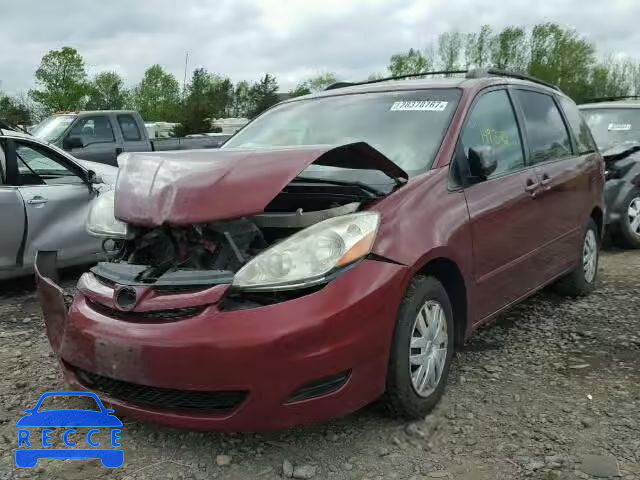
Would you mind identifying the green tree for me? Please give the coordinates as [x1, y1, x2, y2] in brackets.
[289, 83, 312, 97]
[629, 63, 640, 95]
[207, 75, 234, 118]
[29, 47, 89, 112]
[231, 80, 251, 117]
[490, 26, 528, 72]
[132, 65, 181, 121]
[248, 74, 279, 118]
[174, 68, 213, 136]
[388, 48, 432, 76]
[290, 72, 339, 97]
[174, 69, 235, 136]
[0, 92, 33, 125]
[86, 71, 128, 110]
[587, 58, 631, 100]
[437, 32, 462, 73]
[465, 25, 492, 68]
[528, 23, 596, 101]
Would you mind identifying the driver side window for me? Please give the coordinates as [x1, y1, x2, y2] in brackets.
[15, 142, 83, 186]
[69, 116, 116, 146]
[461, 90, 525, 179]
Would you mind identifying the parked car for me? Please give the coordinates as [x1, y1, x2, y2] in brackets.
[579, 98, 640, 248]
[0, 128, 117, 280]
[35, 69, 604, 431]
[32, 111, 229, 167]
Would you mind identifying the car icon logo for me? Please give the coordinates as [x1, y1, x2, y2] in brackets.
[15, 391, 124, 468]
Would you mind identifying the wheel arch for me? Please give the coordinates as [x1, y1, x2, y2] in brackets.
[414, 257, 468, 349]
[590, 205, 604, 240]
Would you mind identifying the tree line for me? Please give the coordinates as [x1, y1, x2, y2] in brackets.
[2, 22, 640, 134]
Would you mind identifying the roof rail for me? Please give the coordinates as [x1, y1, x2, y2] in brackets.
[324, 67, 560, 91]
[466, 68, 560, 91]
[582, 95, 640, 104]
[324, 70, 469, 90]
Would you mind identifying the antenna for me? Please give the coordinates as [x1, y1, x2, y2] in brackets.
[182, 52, 189, 98]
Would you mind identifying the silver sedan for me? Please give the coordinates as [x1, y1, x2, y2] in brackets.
[0, 129, 117, 280]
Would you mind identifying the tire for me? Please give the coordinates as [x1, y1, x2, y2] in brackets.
[554, 218, 599, 296]
[616, 188, 640, 249]
[383, 276, 455, 419]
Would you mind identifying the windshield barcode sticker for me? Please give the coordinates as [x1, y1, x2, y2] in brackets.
[608, 123, 632, 131]
[390, 101, 448, 112]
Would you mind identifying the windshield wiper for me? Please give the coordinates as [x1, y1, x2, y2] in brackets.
[292, 176, 386, 197]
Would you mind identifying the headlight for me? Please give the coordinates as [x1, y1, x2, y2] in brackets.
[233, 212, 380, 290]
[86, 190, 130, 239]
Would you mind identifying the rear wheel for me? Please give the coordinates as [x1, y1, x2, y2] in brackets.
[554, 219, 599, 296]
[616, 189, 640, 249]
[383, 276, 454, 419]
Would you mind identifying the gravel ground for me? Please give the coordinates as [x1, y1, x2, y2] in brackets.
[0, 250, 638, 480]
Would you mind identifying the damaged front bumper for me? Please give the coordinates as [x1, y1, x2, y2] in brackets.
[35, 251, 407, 431]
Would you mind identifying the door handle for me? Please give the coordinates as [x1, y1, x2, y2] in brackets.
[26, 196, 48, 205]
[525, 179, 540, 194]
[540, 174, 552, 187]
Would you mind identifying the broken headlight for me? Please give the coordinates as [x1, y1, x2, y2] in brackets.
[86, 190, 130, 239]
[233, 212, 380, 291]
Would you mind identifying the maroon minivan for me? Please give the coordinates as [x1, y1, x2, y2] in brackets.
[36, 69, 605, 431]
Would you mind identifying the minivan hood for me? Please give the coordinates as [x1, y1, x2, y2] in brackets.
[115, 143, 407, 227]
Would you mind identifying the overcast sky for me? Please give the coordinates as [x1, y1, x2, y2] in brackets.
[1, 0, 640, 95]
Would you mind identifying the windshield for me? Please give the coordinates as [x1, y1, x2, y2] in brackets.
[580, 108, 640, 150]
[32, 115, 76, 142]
[224, 89, 461, 177]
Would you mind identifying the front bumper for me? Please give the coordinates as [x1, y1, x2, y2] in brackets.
[36, 254, 406, 431]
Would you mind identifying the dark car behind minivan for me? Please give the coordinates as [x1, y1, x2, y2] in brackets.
[580, 98, 640, 248]
[35, 69, 604, 431]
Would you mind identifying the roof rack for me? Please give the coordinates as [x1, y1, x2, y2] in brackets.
[324, 67, 560, 91]
[466, 68, 560, 91]
[582, 95, 640, 104]
[324, 70, 468, 90]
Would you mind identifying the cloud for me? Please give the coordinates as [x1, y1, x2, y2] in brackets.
[1, 0, 639, 95]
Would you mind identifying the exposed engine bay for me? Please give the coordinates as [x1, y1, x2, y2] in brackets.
[94, 184, 368, 287]
[90, 142, 407, 292]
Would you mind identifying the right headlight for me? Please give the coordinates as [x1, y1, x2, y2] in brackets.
[86, 190, 130, 239]
[233, 211, 380, 291]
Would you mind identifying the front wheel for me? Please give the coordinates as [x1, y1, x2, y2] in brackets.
[554, 219, 599, 296]
[383, 276, 454, 419]
[616, 189, 640, 249]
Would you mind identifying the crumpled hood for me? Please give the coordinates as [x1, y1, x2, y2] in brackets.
[601, 141, 640, 161]
[114, 143, 407, 227]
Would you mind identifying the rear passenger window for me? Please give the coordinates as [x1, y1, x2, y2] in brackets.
[118, 115, 142, 141]
[558, 97, 597, 154]
[461, 89, 524, 178]
[514, 90, 572, 164]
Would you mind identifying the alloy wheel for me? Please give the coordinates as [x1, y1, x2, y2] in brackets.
[409, 300, 448, 398]
[628, 197, 640, 237]
[583, 229, 598, 284]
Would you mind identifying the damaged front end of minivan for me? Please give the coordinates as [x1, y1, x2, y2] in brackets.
[39, 142, 408, 317]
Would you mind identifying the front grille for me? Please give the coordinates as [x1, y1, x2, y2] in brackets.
[153, 284, 211, 295]
[86, 299, 205, 322]
[286, 371, 351, 403]
[73, 366, 247, 413]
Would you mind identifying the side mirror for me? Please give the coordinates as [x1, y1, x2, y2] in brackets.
[468, 146, 498, 181]
[86, 169, 103, 185]
[63, 136, 84, 150]
[85, 170, 104, 193]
